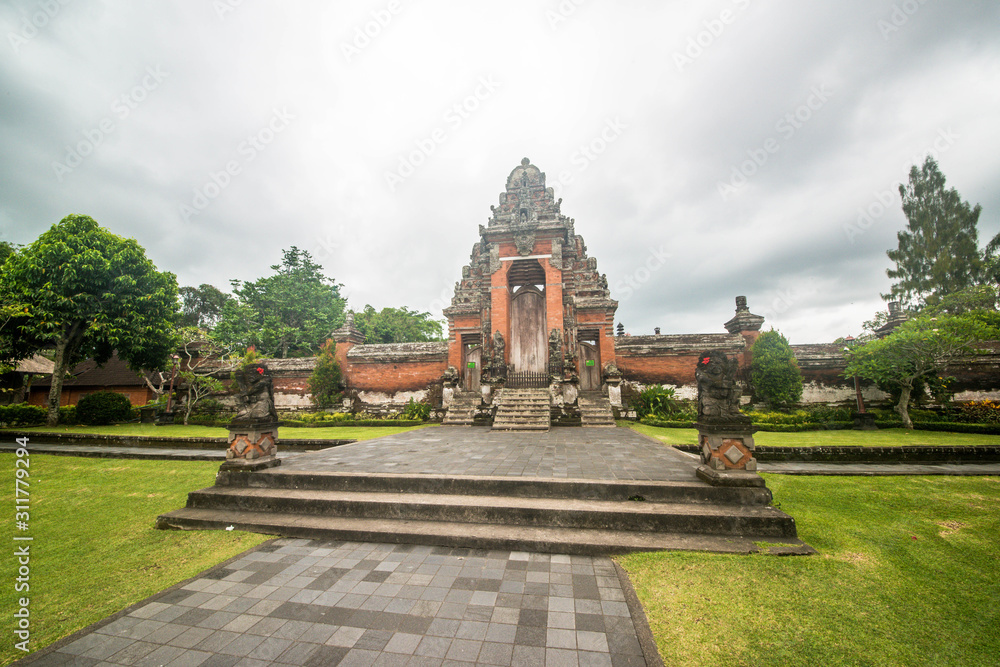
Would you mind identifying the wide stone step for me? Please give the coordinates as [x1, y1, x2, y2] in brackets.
[491, 424, 549, 431]
[493, 418, 549, 425]
[215, 471, 774, 505]
[182, 487, 797, 537]
[156, 508, 813, 556]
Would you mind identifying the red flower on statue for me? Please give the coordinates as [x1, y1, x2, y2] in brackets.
[701, 357, 711, 365]
[256, 367, 264, 375]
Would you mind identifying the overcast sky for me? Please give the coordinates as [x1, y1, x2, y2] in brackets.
[2, 1, 998, 344]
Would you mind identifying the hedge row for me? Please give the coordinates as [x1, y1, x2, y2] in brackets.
[0, 404, 77, 427]
[639, 417, 855, 432]
[638, 416, 1000, 435]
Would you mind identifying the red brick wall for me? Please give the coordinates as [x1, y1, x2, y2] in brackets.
[615, 353, 703, 385]
[344, 360, 449, 393]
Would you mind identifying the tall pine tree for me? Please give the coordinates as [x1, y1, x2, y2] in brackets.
[883, 156, 996, 308]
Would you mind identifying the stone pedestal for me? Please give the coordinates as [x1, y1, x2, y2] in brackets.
[562, 381, 579, 407]
[607, 381, 622, 408]
[222, 421, 280, 471]
[695, 420, 761, 487]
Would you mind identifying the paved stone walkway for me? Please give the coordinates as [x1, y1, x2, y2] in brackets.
[4, 436, 998, 476]
[23, 538, 654, 667]
[277, 427, 697, 482]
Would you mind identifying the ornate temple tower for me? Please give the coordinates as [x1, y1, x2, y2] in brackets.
[443, 158, 618, 395]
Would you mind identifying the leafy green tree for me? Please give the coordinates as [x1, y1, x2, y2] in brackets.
[308, 339, 342, 408]
[168, 327, 233, 425]
[0, 241, 17, 263]
[884, 156, 998, 308]
[178, 284, 231, 329]
[750, 330, 803, 408]
[351, 304, 444, 343]
[213, 247, 346, 358]
[0, 215, 178, 425]
[0, 241, 28, 368]
[843, 313, 998, 428]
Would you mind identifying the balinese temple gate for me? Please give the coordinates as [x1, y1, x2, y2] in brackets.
[441, 158, 620, 429]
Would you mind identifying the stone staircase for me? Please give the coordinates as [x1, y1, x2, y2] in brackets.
[491, 388, 551, 431]
[579, 391, 616, 427]
[441, 391, 481, 426]
[156, 470, 812, 555]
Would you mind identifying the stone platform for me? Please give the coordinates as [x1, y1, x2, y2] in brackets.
[157, 426, 814, 555]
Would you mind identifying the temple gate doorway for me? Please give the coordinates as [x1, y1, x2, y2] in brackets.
[511, 286, 546, 372]
[462, 336, 482, 393]
[579, 333, 601, 391]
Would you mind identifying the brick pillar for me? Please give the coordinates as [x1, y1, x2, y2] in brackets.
[724, 296, 764, 370]
[490, 263, 511, 364]
[543, 259, 563, 336]
[331, 313, 366, 387]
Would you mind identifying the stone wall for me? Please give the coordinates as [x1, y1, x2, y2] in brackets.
[615, 337, 1000, 406]
[207, 337, 1000, 413]
[614, 333, 747, 388]
[342, 342, 449, 411]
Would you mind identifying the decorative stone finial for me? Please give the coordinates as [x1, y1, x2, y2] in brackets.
[724, 296, 764, 334]
[876, 301, 909, 338]
[521, 157, 530, 166]
[332, 312, 365, 344]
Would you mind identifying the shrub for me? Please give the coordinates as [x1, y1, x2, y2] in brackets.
[802, 405, 853, 422]
[0, 403, 47, 427]
[632, 386, 681, 420]
[748, 410, 813, 425]
[76, 391, 133, 425]
[953, 400, 1000, 424]
[308, 339, 343, 408]
[59, 405, 77, 425]
[402, 398, 431, 421]
[750, 330, 803, 408]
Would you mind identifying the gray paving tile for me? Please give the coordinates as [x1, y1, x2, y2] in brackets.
[162, 648, 215, 667]
[275, 426, 698, 481]
[32, 524, 651, 666]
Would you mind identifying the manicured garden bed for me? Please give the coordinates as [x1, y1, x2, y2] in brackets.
[626, 421, 1000, 447]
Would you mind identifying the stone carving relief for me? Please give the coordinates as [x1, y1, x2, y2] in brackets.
[695, 351, 748, 423]
[550, 238, 563, 269]
[232, 364, 278, 424]
[514, 233, 535, 256]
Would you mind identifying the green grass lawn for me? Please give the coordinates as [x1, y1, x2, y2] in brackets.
[0, 455, 272, 666]
[625, 421, 1000, 447]
[6, 423, 429, 441]
[619, 474, 1000, 667]
[4, 452, 997, 667]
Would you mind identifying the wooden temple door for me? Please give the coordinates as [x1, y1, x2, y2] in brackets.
[579, 340, 601, 391]
[510, 286, 547, 372]
[463, 345, 482, 393]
